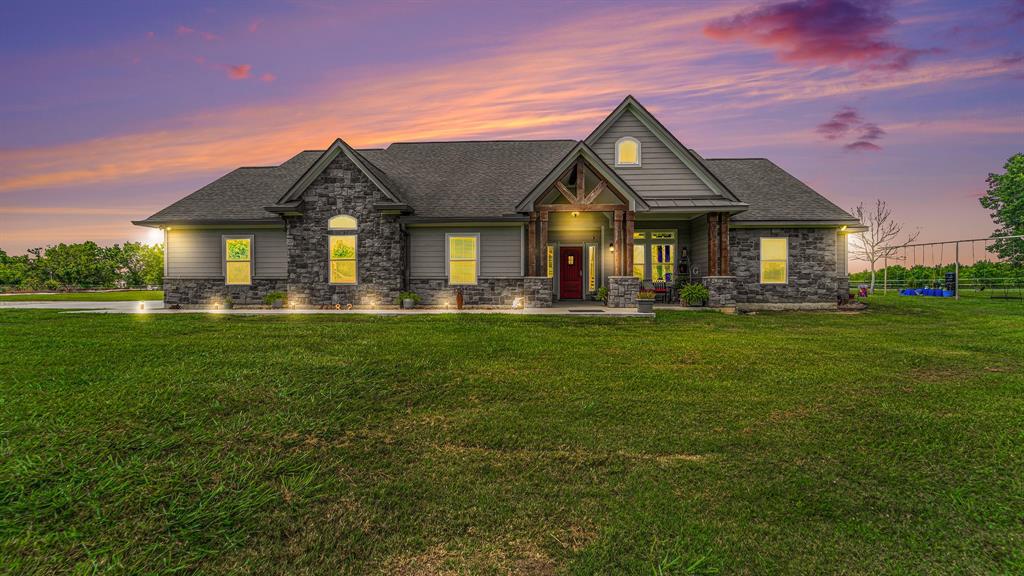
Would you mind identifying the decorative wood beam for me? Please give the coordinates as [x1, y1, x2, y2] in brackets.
[707, 213, 719, 276]
[576, 162, 585, 203]
[542, 203, 626, 212]
[539, 210, 549, 277]
[582, 181, 606, 205]
[625, 211, 635, 278]
[527, 212, 537, 276]
[555, 182, 576, 204]
[613, 210, 624, 276]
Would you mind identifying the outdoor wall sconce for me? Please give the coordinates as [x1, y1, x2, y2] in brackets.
[609, 243, 615, 252]
[571, 211, 579, 217]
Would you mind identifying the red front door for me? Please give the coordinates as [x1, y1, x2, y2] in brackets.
[559, 246, 583, 299]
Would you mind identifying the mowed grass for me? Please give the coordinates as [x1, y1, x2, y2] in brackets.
[1, 296, 1022, 574]
[0, 290, 162, 302]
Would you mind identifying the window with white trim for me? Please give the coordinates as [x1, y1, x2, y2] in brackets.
[760, 237, 788, 284]
[615, 137, 641, 166]
[447, 234, 479, 285]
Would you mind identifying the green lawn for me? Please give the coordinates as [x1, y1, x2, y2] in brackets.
[0, 290, 163, 302]
[1, 296, 1022, 574]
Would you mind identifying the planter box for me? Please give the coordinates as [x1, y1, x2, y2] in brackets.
[636, 298, 655, 314]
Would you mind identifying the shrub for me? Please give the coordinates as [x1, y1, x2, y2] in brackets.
[679, 283, 710, 305]
[596, 286, 609, 303]
[395, 291, 422, 305]
[263, 291, 286, 305]
[637, 290, 656, 300]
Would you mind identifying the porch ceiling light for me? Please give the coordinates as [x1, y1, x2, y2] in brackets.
[572, 211, 579, 217]
[609, 243, 615, 252]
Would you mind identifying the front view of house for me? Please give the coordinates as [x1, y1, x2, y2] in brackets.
[135, 96, 860, 309]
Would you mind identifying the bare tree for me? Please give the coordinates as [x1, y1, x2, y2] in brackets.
[849, 200, 920, 293]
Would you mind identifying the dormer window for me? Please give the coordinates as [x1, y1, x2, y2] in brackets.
[615, 137, 641, 167]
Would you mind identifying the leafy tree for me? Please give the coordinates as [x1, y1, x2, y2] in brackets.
[979, 153, 1024, 266]
[43, 242, 118, 289]
[141, 243, 164, 286]
[110, 242, 163, 287]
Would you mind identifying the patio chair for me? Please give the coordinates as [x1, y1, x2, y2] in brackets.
[652, 281, 669, 303]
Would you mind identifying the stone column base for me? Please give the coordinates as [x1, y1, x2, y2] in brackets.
[608, 276, 640, 308]
[524, 277, 553, 308]
[702, 276, 737, 308]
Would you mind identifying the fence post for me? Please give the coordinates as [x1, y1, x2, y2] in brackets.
[955, 241, 960, 301]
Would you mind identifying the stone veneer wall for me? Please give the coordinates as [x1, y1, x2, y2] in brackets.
[702, 276, 736, 307]
[607, 276, 639, 308]
[164, 278, 288, 308]
[284, 153, 404, 307]
[523, 277, 553, 308]
[729, 228, 840, 304]
[408, 278, 526, 307]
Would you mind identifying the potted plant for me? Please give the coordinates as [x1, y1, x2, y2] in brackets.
[679, 283, 710, 307]
[596, 286, 609, 304]
[263, 291, 287, 309]
[396, 291, 422, 309]
[636, 290, 656, 313]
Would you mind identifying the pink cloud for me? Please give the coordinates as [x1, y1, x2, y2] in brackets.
[817, 106, 886, 151]
[176, 24, 219, 41]
[704, 0, 934, 71]
[249, 18, 264, 33]
[227, 64, 252, 80]
[844, 141, 882, 151]
[260, 72, 277, 83]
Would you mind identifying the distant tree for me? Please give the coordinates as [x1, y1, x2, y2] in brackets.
[0, 249, 30, 287]
[140, 243, 164, 286]
[979, 153, 1024, 266]
[849, 199, 921, 293]
[110, 242, 162, 287]
[43, 242, 118, 289]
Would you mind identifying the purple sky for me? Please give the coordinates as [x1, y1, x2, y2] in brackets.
[1, 0, 1022, 261]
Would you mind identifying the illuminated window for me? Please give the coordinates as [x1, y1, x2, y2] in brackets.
[633, 231, 647, 240]
[651, 244, 674, 282]
[546, 245, 554, 278]
[328, 215, 358, 230]
[633, 244, 646, 280]
[588, 245, 596, 292]
[329, 235, 357, 284]
[650, 231, 675, 240]
[615, 137, 641, 166]
[224, 237, 252, 285]
[447, 234, 479, 285]
[760, 237, 788, 284]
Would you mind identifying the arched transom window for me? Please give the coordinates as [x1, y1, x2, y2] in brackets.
[615, 137, 641, 167]
[328, 215, 358, 284]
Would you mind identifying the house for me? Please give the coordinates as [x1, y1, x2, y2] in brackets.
[134, 96, 860, 309]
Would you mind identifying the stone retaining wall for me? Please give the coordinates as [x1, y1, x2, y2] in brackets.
[702, 276, 737, 307]
[408, 278, 526, 307]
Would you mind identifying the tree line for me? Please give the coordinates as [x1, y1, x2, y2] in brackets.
[0, 242, 163, 291]
[849, 260, 1024, 289]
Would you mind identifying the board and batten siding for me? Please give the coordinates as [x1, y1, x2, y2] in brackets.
[408, 226, 523, 279]
[166, 228, 288, 279]
[688, 217, 709, 277]
[592, 109, 716, 199]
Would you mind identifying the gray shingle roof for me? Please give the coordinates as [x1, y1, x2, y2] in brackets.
[137, 151, 321, 224]
[358, 140, 577, 218]
[703, 158, 857, 223]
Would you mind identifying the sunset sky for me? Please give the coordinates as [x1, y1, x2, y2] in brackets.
[1, 0, 1022, 256]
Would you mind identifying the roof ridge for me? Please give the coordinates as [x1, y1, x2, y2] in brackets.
[386, 139, 577, 146]
[704, 157, 771, 161]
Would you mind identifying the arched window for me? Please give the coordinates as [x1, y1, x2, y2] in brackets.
[615, 137, 641, 167]
[328, 215, 358, 284]
[328, 214, 358, 230]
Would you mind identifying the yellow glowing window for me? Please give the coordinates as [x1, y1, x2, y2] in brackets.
[633, 244, 646, 280]
[616, 137, 640, 166]
[224, 237, 252, 285]
[760, 237, 788, 284]
[588, 245, 596, 292]
[650, 231, 675, 240]
[328, 214, 358, 230]
[633, 231, 647, 240]
[650, 244, 674, 282]
[329, 235, 357, 284]
[546, 245, 554, 278]
[448, 235, 478, 285]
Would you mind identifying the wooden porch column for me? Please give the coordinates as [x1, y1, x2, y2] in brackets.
[613, 209, 624, 275]
[719, 213, 730, 275]
[624, 211, 635, 277]
[539, 210, 549, 277]
[707, 213, 720, 276]
[527, 212, 537, 276]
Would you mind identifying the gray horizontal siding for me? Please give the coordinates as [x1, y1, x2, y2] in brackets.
[166, 228, 287, 279]
[593, 110, 716, 198]
[409, 226, 523, 278]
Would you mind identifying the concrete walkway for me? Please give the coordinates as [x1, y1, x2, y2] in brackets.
[0, 300, 669, 317]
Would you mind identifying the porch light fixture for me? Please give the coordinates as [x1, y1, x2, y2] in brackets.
[609, 243, 615, 252]
[840, 225, 848, 232]
[571, 211, 579, 218]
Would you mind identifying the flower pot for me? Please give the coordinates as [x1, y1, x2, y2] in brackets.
[636, 298, 654, 313]
[402, 298, 415, 309]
